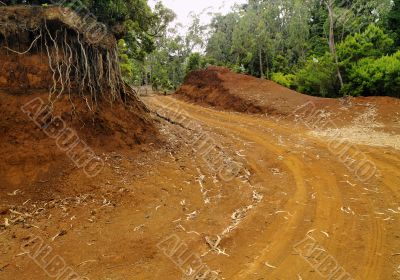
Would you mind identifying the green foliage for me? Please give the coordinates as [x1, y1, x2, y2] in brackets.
[203, 1, 399, 98]
[272, 55, 290, 74]
[295, 54, 339, 97]
[342, 51, 400, 97]
[386, 0, 400, 46]
[146, 24, 187, 90]
[9, 0, 400, 98]
[206, 13, 238, 64]
[271, 72, 295, 89]
[9, 0, 156, 34]
[335, 24, 398, 96]
[337, 24, 394, 69]
[186, 53, 202, 74]
[115, 2, 179, 90]
[84, 0, 155, 33]
[231, 64, 247, 74]
[293, 24, 396, 97]
[118, 39, 143, 85]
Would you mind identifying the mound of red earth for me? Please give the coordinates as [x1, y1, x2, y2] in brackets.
[0, 51, 156, 219]
[0, 6, 158, 204]
[0, 90, 157, 202]
[175, 66, 400, 124]
[175, 66, 321, 115]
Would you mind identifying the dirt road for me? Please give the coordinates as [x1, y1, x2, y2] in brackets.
[146, 96, 400, 280]
[1, 95, 399, 280]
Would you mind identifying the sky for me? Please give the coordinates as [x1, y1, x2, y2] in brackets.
[148, 0, 247, 31]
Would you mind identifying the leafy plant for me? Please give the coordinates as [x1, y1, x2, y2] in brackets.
[271, 72, 295, 89]
[186, 53, 202, 74]
[295, 54, 339, 97]
[343, 51, 400, 97]
[337, 24, 394, 69]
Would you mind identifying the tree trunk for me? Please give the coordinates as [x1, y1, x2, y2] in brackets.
[259, 47, 264, 78]
[325, 0, 344, 89]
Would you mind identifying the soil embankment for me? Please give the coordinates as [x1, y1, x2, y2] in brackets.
[0, 5, 158, 202]
[176, 66, 400, 124]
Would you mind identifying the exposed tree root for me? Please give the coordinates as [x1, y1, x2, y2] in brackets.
[0, 18, 130, 110]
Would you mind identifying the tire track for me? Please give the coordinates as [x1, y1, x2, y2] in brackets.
[147, 96, 398, 280]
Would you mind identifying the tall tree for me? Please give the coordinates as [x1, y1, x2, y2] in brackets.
[387, 0, 400, 46]
[324, 0, 344, 88]
[206, 12, 239, 64]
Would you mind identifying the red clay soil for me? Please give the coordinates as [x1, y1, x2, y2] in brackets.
[0, 51, 53, 93]
[175, 66, 319, 115]
[0, 90, 158, 204]
[0, 18, 158, 199]
[175, 66, 400, 126]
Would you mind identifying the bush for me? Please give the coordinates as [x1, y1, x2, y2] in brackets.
[337, 24, 394, 70]
[272, 55, 290, 73]
[294, 54, 340, 97]
[186, 53, 202, 73]
[201, 57, 217, 68]
[271, 72, 295, 89]
[342, 51, 400, 97]
[231, 64, 247, 74]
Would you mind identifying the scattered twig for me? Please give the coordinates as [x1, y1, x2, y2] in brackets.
[7, 190, 20, 196]
[186, 211, 198, 220]
[77, 260, 98, 267]
[133, 224, 145, 232]
[205, 235, 229, 256]
[51, 230, 67, 242]
[16, 252, 29, 257]
[306, 229, 316, 240]
[2, 218, 9, 228]
[321, 231, 330, 238]
[264, 262, 277, 269]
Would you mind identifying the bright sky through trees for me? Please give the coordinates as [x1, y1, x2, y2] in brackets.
[149, 0, 246, 31]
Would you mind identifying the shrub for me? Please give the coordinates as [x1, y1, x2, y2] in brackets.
[337, 24, 394, 70]
[343, 51, 400, 97]
[271, 72, 295, 89]
[294, 54, 340, 97]
[186, 53, 202, 73]
[272, 55, 290, 73]
[231, 64, 247, 74]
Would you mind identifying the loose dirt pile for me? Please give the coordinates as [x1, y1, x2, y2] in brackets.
[175, 66, 320, 115]
[176, 67, 400, 121]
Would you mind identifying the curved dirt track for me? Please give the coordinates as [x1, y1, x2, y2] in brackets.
[1, 94, 399, 280]
[147, 95, 400, 280]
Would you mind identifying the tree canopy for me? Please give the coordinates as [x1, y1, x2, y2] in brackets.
[4, 0, 400, 98]
[200, 0, 399, 98]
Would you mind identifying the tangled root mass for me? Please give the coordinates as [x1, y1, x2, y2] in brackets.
[0, 6, 133, 110]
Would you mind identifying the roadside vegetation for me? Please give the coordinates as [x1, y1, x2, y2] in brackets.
[4, 0, 400, 98]
[204, 0, 400, 98]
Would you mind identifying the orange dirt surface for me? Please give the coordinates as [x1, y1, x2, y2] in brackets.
[0, 90, 157, 204]
[0, 68, 399, 280]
